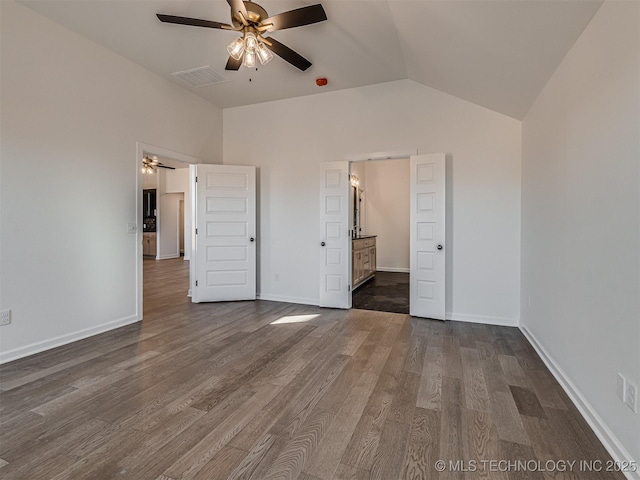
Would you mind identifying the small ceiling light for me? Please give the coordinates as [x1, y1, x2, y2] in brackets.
[244, 32, 258, 53]
[227, 37, 245, 60]
[243, 49, 257, 68]
[256, 42, 273, 65]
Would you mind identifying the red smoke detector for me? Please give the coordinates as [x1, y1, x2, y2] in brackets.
[316, 77, 328, 87]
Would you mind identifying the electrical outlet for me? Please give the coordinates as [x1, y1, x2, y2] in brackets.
[126, 223, 137, 234]
[625, 382, 637, 413]
[617, 374, 626, 401]
[0, 310, 11, 326]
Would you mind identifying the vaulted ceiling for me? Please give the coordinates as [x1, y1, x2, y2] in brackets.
[19, 0, 602, 119]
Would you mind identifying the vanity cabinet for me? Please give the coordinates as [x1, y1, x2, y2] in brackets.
[143, 233, 156, 257]
[352, 236, 376, 289]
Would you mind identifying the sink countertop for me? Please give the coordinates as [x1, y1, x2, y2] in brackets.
[352, 235, 377, 239]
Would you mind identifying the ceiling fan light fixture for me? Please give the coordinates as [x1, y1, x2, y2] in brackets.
[227, 37, 245, 60]
[157, 2, 327, 72]
[243, 49, 257, 68]
[244, 32, 258, 52]
[256, 42, 273, 65]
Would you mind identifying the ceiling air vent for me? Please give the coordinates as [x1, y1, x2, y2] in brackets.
[172, 66, 228, 88]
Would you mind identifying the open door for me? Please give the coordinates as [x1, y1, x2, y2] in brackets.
[191, 164, 256, 303]
[319, 161, 351, 309]
[410, 153, 446, 319]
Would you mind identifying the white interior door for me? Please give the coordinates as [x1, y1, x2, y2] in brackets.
[192, 164, 256, 303]
[410, 153, 446, 319]
[319, 161, 351, 309]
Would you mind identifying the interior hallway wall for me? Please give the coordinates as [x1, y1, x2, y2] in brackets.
[520, 1, 640, 465]
[363, 159, 410, 272]
[0, 1, 223, 361]
[224, 79, 522, 324]
[163, 168, 191, 261]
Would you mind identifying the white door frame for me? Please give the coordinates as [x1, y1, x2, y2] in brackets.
[344, 150, 417, 306]
[135, 142, 202, 321]
[341, 149, 448, 319]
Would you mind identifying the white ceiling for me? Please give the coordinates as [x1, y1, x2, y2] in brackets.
[19, 0, 602, 119]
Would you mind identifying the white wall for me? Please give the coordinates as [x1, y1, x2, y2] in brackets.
[363, 159, 410, 272]
[521, 1, 639, 466]
[163, 168, 191, 260]
[0, 1, 222, 362]
[165, 167, 190, 194]
[157, 166, 181, 261]
[157, 193, 182, 260]
[143, 170, 158, 189]
[224, 79, 522, 323]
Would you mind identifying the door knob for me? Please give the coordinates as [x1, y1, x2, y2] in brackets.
[250, 237, 255, 242]
[437, 244, 443, 250]
[321, 242, 326, 247]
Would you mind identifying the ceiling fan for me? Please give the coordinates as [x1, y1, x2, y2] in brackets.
[142, 156, 175, 174]
[156, 0, 327, 71]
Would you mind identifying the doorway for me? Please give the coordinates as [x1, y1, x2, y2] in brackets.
[135, 142, 201, 320]
[349, 158, 410, 314]
[318, 153, 446, 320]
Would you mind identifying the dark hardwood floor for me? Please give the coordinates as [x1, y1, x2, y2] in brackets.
[0, 258, 623, 479]
[352, 272, 409, 314]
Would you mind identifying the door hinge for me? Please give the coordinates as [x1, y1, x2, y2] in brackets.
[195, 280, 198, 286]
[195, 176, 198, 183]
[348, 285, 351, 291]
[195, 228, 198, 235]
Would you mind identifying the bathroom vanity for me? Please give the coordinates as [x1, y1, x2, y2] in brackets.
[352, 235, 376, 289]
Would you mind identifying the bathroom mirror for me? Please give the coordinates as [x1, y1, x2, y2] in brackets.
[352, 185, 364, 237]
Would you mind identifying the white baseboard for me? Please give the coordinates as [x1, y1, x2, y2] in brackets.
[157, 254, 180, 260]
[0, 314, 140, 365]
[257, 293, 318, 306]
[445, 311, 519, 327]
[376, 267, 410, 273]
[520, 325, 639, 480]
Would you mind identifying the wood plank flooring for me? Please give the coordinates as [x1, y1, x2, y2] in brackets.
[0, 258, 624, 479]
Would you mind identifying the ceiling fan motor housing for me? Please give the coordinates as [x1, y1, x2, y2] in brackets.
[231, 1, 268, 27]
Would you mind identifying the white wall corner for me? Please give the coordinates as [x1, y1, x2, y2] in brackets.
[257, 293, 319, 307]
[520, 325, 640, 480]
[376, 267, 410, 273]
[446, 311, 520, 327]
[157, 254, 181, 260]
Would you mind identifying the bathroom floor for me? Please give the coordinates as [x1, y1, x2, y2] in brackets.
[352, 271, 409, 314]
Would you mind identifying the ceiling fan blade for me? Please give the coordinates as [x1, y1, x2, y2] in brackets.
[262, 4, 327, 32]
[225, 56, 242, 71]
[157, 164, 176, 170]
[264, 37, 312, 71]
[156, 14, 231, 30]
[227, 0, 249, 25]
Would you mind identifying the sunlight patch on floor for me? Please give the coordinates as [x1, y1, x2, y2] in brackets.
[271, 314, 320, 325]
